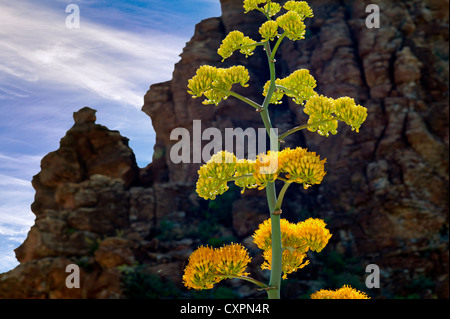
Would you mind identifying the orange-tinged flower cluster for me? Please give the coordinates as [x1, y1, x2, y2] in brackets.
[253, 151, 282, 190]
[253, 147, 327, 190]
[262, 249, 309, 279]
[297, 218, 332, 252]
[253, 217, 332, 279]
[196, 148, 326, 200]
[311, 285, 370, 299]
[280, 147, 327, 189]
[183, 243, 251, 290]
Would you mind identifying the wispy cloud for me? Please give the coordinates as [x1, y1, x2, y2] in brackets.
[0, 1, 187, 108]
[0, 0, 221, 273]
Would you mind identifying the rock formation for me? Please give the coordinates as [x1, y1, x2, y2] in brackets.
[0, 0, 448, 298]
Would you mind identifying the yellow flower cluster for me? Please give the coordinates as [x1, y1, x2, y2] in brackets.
[253, 217, 331, 279]
[183, 244, 251, 290]
[234, 159, 258, 193]
[263, 69, 317, 105]
[264, 2, 281, 17]
[244, 1, 313, 42]
[333, 96, 368, 133]
[243, 0, 267, 13]
[281, 147, 327, 188]
[244, 1, 312, 22]
[304, 95, 368, 136]
[187, 65, 250, 105]
[280, 147, 327, 189]
[259, 20, 279, 41]
[252, 147, 326, 190]
[217, 30, 257, 61]
[243, 0, 282, 16]
[262, 249, 309, 279]
[284, 1, 314, 19]
[196, 147, 326, 199]
[253, 151, 281, 189]
[276, 10, 306, 41]
[311, 285, 370, 299]
[196, 151, 237, 200]
[297, 218, 332, 252]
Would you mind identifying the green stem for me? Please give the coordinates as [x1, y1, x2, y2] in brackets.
[278, 118, 339, 141]
[270, 33, 286, 61]
[225, 275, 274, 291]
[267, 201, 282, 299]
[219, 89, 263, 110]
[274, 182, 292, 211]
[262, 42, 276, 110]
[275, 84, 296, 96]
[260, 40, 282, 300]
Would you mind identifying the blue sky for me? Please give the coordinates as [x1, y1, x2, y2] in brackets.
[0, 0, 222, 273]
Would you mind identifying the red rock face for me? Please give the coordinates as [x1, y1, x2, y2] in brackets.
[0, 0, 447, 299]
[142, 0, 449, 298]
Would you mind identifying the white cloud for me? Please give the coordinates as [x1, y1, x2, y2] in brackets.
[0, 0, 222, 273]
[0, 0, 186, 108]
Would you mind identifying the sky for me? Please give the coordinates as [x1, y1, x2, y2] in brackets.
[0, 0, 222, 273]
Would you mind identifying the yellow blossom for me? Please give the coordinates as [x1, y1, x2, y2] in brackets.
[263, 2, 281, 17]
[304, 95, 368, 136]
[295, 218, 332, 252]
[253, 151, 282, 190]
[196, 151, 236, 200]
[261, 249, 310, 279]
[280, 147, 327, 189]
[240, 36, 258, 58]
[259, 20, 279, 41]
[263, 69, 317, 105]
[187, 65, 218, 98]
[196, 177, 229, 200]
[253, 217, 331, 278]
[215, 243, 251, 278]
[253, 218, 297, 251]
[303, 95, 339, 137]
[253, 217, 330, 253]
[276, 11, 306, 41]
[284, 1, 313, 19]
[311, 285, 370, 299]
[243, 0, 267, 13]
[233, 159, 258, 193]
[182, 246, 218, 290]
[187, 65, 250, 106]
[183, 244, 251, 290]
[333, 97, 368, 133]
[199, 151, 237, 179]
[217, 30, 257, 61]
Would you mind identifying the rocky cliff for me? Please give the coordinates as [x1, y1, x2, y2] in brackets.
[0, 0, 448, 298]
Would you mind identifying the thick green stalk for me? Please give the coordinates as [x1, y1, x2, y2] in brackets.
[260, 41, 282, 299]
